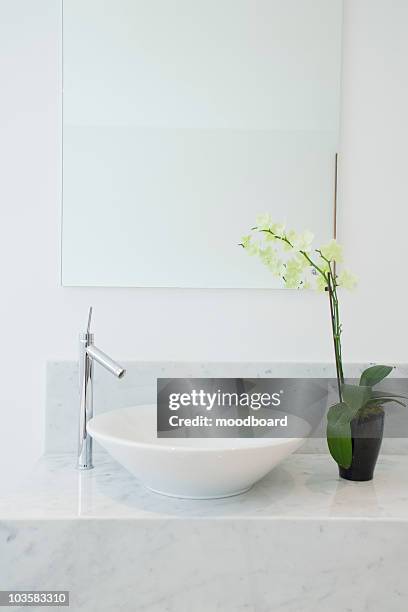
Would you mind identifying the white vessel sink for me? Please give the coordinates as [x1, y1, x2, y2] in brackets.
[87, 405, 309, 499]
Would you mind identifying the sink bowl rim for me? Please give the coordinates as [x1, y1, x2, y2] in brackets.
[87, 404, 310, 453]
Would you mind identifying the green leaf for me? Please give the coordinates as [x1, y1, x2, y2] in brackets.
[371, 389, 408, 400]
[359, 365, 393, 387]
[367, 390, 407, 408]
[366, 398, 406, 408]
[341, 384, 372, 418]
[326, 402, 353, 468]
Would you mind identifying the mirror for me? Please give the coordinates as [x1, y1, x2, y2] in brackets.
[62, 0, 343, 287]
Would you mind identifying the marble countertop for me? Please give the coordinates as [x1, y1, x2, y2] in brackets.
[1, 453, 408, 521]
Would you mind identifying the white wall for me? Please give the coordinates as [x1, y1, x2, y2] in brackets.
[1, 0, 407, 476]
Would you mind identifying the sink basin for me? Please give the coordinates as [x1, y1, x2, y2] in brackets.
[87, 405, 309, 499]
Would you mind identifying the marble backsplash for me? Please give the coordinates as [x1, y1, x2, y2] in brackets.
[46, 362, 408, 455]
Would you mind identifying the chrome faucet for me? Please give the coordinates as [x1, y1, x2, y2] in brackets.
[78, 307, 126, 470]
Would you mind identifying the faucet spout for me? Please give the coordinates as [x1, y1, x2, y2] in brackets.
[86, 345, 126, 378]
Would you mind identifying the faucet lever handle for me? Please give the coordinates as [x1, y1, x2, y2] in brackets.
[86, 306, 93, 334]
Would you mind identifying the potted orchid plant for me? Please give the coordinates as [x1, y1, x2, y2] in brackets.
[241, 215, 406, 481]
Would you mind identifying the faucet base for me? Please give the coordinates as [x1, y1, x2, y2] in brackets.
[77, 464, 94, 471]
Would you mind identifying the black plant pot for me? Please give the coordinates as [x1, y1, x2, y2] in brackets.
[339, 410, 385, 482]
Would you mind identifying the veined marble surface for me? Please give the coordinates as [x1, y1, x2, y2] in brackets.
[1, 454, 408, 612]
[1, 453, 408, 520]
[1, 519, 407, 612]
[46, 361, 408, 454]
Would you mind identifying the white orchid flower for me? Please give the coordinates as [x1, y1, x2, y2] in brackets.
[320, 239, 343, 262]
[255, 213, 272, 230]
[270, 222, 286, 237]
[337, 269, 358, 290]
[297, 230, 314, 252]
